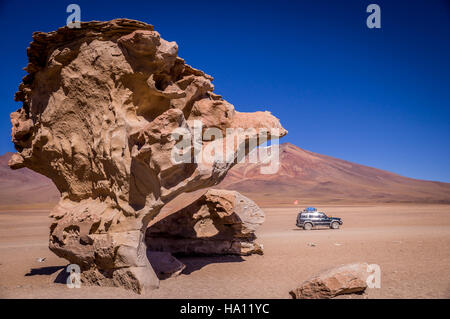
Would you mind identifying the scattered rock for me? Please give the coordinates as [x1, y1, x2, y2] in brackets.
[290, 262, 369, 299]
[307, 242, 316, 247]
[9, 19, 286, 294]
[36, 257, 46, 263]
[146, 189, 265, 256]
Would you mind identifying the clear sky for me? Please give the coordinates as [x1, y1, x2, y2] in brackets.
[0, 0, 449, 182]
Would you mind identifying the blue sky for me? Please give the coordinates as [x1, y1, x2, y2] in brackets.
[0, 0, 449, 181]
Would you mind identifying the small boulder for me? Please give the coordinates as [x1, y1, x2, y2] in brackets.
[290, 262, 369, 299]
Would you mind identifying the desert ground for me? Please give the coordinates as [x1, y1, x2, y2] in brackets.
[1, 203, 449, 299]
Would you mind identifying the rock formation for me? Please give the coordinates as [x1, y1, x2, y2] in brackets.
[146, 189, 265, 256]
[9, 19, 286, 293]
[289, 262, 369, 299]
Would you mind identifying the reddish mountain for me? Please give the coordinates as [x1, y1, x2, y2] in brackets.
[0, 152, 59, 207]
[1, 144, 449, 208]
[218, 143, 450, 205]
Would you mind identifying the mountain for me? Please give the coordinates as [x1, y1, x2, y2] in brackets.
[0, 152, 59, 208]
[218, 143, 450, 205]
[1, 144, 449, 208]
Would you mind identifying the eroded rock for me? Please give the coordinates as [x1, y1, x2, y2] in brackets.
[9, 19, 286, 293]
[146, 189, 265, 256]
[290, 262, 369, 299]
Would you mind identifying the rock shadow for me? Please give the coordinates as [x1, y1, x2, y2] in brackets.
[25, 265, 65, 276]
[25, 265, 69, 284]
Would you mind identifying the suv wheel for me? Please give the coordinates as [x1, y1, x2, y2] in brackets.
[303, 223, 313, 230]
[331, 221, 340, 229]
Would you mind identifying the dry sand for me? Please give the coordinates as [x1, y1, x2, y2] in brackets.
[1, 204, 449, 298]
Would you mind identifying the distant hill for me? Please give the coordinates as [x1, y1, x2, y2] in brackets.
[218, 143, 450, 205]
[1, 144, 449, 208]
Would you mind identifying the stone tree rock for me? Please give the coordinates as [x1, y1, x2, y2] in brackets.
[290, 262, 370, 299]
[9, 19, 286, 293]
[146, 189, 265, 256]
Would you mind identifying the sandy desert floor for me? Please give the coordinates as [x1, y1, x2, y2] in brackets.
[1, 204, 450, 298]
